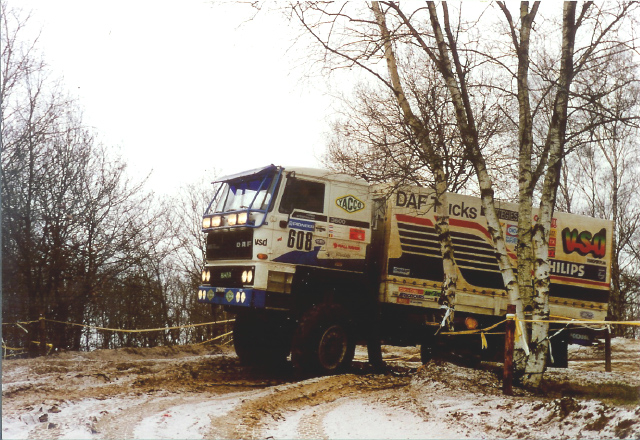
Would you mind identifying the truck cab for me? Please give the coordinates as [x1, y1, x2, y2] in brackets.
[198, 165, 374, 374]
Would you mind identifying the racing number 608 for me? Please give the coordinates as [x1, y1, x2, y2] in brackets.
[287, 230, 313, 251]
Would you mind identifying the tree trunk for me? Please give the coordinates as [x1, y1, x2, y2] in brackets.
[373, 1, 458, 310]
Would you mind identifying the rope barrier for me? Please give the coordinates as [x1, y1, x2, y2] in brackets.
[2, 318, 236, 357]
[440, 319, 507, 335]
[2, 319, 41, 326]
[40, 317, 236, 333]
[521, 318, 640, 326]
[195, 330, 234, 345]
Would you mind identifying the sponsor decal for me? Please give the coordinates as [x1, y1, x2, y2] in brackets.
[236, 240, 252, 248]
[399, 286, 423, 295]
[395, 191, 432, 210]
[336, 195, 365, 213]
[288, 219, 315, 232]
[562, 227, 607, 259]
[207, 291, 214, 300]
[392, 267, 410, 276]
[315, 226, 327, 233]
[399, 292, 424, 300]
[333, 242, 361, 251]
[550, 261, 585, 277]
[215, 287, 225, 293]
[396, 297, 411, 305]
[506, 225, 518, 237]
[549, 260, 608, 282]
[350, 228, 366, 241]
[292, 211, 327, 222]
[225, 290, 234, 302]
[497, 208, 518, 221]
[329, 217, 370, 228]
[481, 207, 518, 222]
[580, 311, 594, 319]
[315, 238, 326, 245]
[396, 286, 439, 300]
[448, 201, 478, 219]
[549, 237, 557, 247]
[254, 238, 267, 246]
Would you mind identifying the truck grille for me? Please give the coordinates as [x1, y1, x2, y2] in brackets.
[206, 228, 253, 260]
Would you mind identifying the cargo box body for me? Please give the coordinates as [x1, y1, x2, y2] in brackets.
[377, 186, 612, 321]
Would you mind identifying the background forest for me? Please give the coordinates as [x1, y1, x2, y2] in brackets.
[1, 1, 226, 353]
[2, 1, 639, 357]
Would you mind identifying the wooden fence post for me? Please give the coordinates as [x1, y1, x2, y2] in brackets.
[39, 314, 47, 356]
[604, 326, 612, 373]
[503, 304, 516, 396]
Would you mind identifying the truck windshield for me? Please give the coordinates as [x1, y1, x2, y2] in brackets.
[211, 172, 277, 213]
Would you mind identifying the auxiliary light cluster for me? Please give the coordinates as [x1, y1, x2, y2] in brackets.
[197, 288, 247, 304]
[202, 212, 248, 229]
[201, 268, 254, 285]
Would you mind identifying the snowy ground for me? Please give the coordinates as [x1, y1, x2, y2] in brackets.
[2, 339, 639, 439]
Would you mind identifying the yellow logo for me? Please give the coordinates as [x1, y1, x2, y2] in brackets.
[336, 195, 365, 213]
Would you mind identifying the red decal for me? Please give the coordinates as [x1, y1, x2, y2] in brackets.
[350, 228, 365, 241]
[395, 214, 434, 227]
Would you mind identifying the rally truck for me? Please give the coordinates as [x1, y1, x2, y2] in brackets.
[197, 165, 613, 374]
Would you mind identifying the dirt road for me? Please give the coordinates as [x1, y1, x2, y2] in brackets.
[2, 341, 640, 439]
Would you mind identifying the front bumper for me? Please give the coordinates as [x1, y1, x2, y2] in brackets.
[198, 286, 266, 308]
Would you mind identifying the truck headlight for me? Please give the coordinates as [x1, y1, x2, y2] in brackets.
[238, 212, 248, 225]
[211, 216, 221, 227]
[241, 270, 253, 284]
[202, 269, 211, 283]
[227, 214, 237, 226]
[202, 217, 211, 228]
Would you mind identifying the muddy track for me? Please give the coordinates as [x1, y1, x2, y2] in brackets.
[221, 373, 412, 439]
[3, 342, 640, 439]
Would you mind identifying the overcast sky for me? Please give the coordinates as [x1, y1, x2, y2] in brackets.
[18, 0, 334, 196]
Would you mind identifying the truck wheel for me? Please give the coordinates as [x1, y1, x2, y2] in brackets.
[420, 334, 438, 364]
[291, 304, 355, 376]
[233, 312, 290, 366]
[549, 333, 569, 368]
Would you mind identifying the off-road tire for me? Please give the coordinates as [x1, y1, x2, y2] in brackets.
[549, 333, 569, 368]
[420, 334, 439, 364]
[291, 303, 356, 376]
[233, 312, 291, 366]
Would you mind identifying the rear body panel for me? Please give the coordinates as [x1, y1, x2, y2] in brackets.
[379, 187, 612, 321]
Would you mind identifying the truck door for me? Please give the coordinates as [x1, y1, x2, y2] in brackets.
[272, 176, 329, 266]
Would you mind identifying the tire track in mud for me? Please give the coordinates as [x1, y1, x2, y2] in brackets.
[218, 373, 412, 439]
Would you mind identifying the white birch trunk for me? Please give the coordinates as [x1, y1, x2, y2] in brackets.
[372, 1, 458, 309]
[521, 2, 580, 388]
[424, 2, 527, 333]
